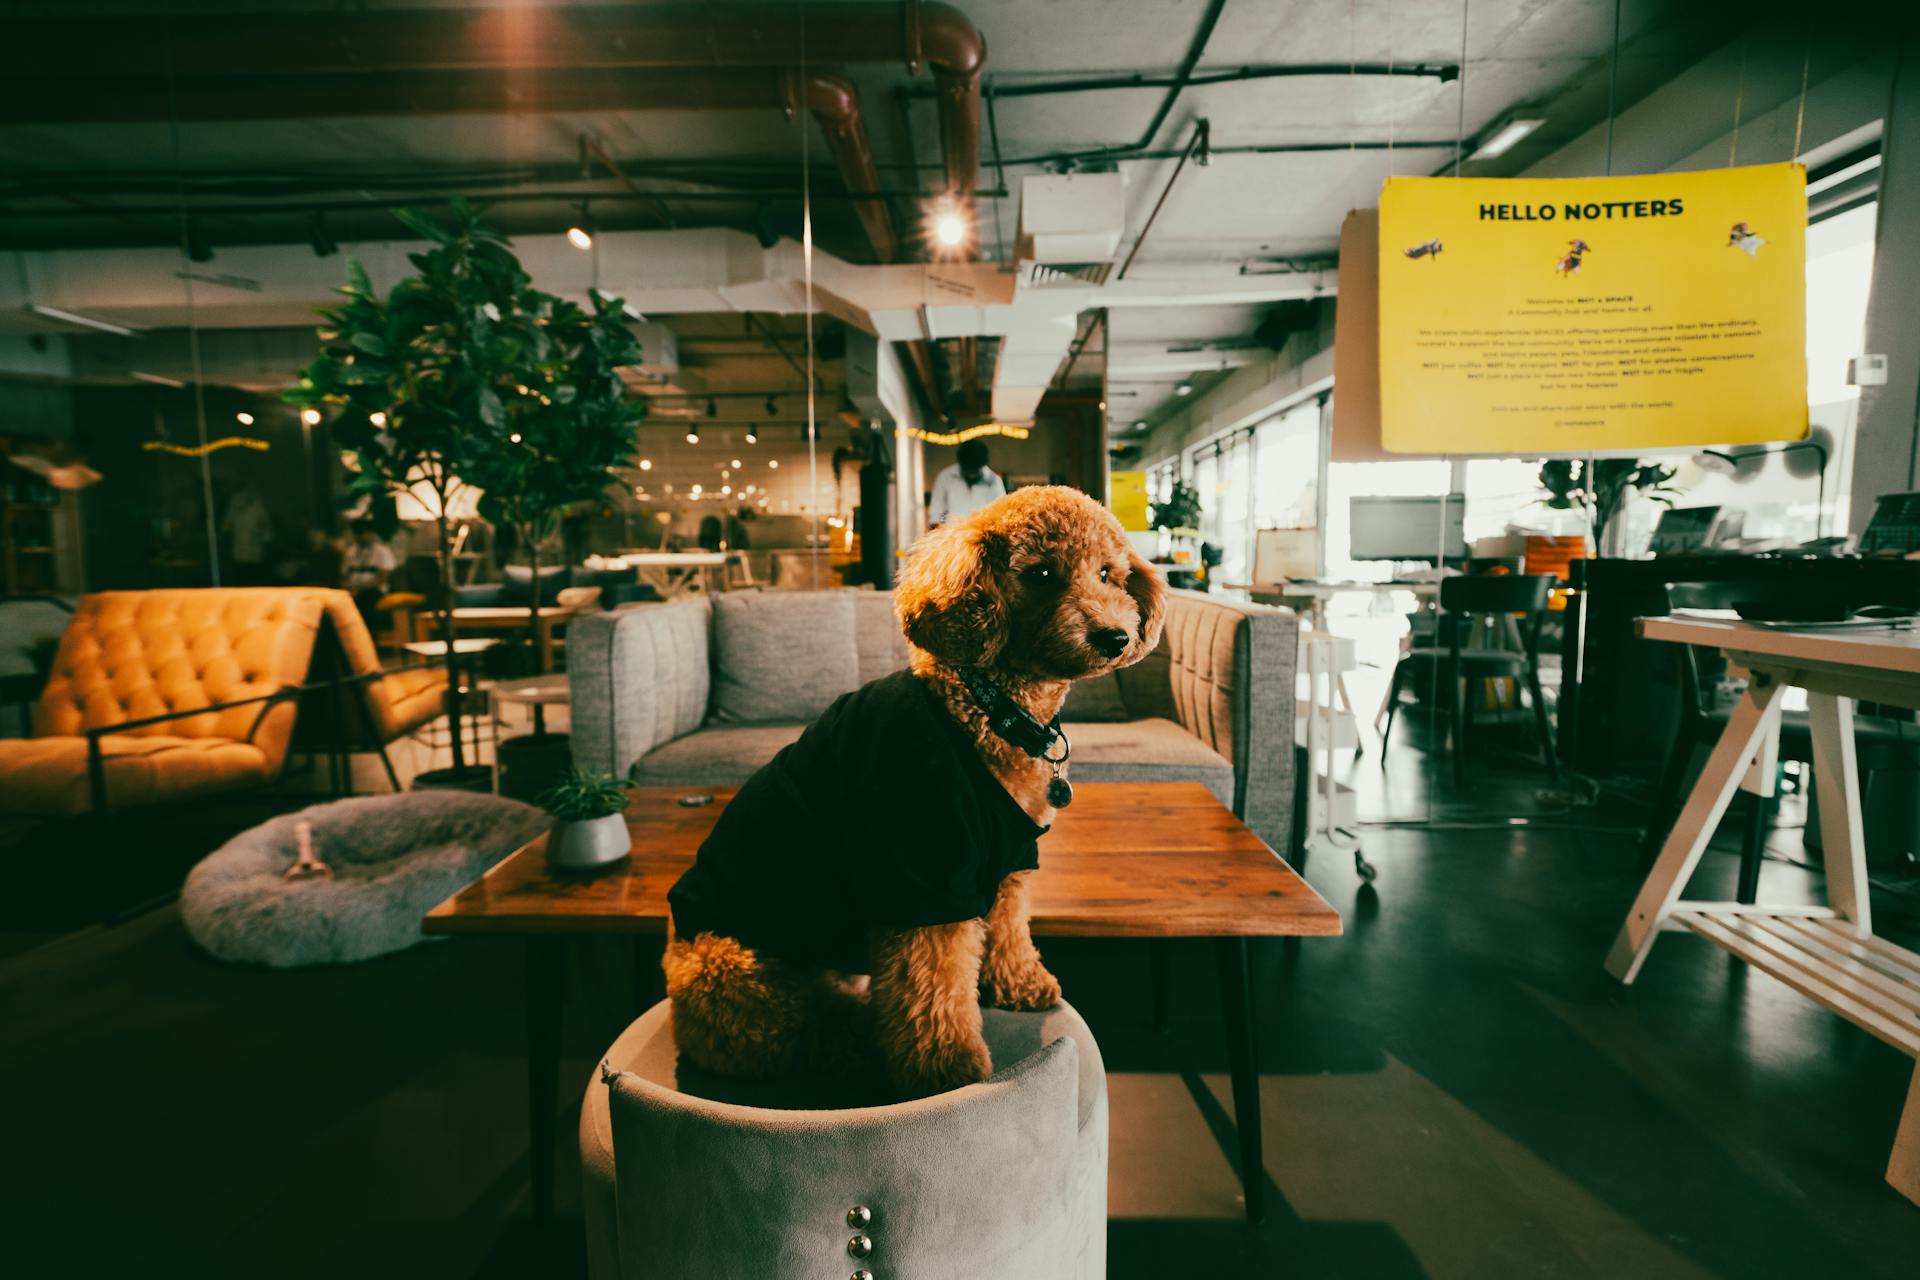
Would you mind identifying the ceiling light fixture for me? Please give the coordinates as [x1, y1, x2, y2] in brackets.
[509, 432, 523, 444]
[1174, 381, 1193, 396]
[765, 395, 778, 415]
[730, 458, 742, 469]
[706, 397, 718, 418]
[300, 408, 322, 426]
[308, 211, 339, 258]
[768, 459, 780, 469]
[926, 196, 971, 253]
[369, 411, 388, 427]
[1469, 116, 1546, 161]
[32, 305, 135, 337]
[744, 426, 759, 444]
[638, 458, 652, 471]
[131, 371, 186, 388]
[235, 412, 254, 426]
[686, 426, 701, 444]
[1132, 419, 1147, 429]
[566, 201, 594, 251]
[184, 215, 215, 263]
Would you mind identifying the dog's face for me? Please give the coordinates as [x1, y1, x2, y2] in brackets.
[897, 485, 1166, 679]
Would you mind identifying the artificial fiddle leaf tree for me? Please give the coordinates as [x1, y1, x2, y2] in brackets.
[286, 197, 642, 774]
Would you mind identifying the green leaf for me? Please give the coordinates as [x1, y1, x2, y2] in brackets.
[343, 257, 372, 297]
[392, 207, 451, 244]
[349, 331, 388, 357]
[477, 387, 505, 428]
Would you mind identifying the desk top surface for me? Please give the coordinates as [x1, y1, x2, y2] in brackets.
[615, 551, 731, 566]
[424, 782, 1341, 940]
[1639, 613, 1920, 676]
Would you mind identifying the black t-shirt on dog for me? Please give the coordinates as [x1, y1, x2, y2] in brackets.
[667, 669, 1046, 974]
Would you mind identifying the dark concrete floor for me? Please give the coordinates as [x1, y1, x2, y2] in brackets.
[4, 713, 1920, 1277]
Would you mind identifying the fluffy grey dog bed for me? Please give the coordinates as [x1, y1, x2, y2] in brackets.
[181, 791, 546, 967]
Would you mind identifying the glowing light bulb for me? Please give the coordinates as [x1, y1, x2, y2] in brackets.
[729, 458, 742, 469]
[933, 210, 967, 248]
[686, 428, 700, 444]
[509, 432, 522, 443]
[744, 428, 758, 444]
[567, 226, 593, 251]
[300, 408, 321, 426]
[768, 458, 780, 469]
[235, 411, 254, 426]
[369, 411, 388, 427]
[638, 458, 652, 471]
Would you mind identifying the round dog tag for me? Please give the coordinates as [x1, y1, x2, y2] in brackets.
[1047, 775, 1074, 808]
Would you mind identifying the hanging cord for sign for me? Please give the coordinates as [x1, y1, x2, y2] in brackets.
[1453, 0, 1470, 178]
[1603, 0, 1620, 175]
[1385, 0, 1396, 175]
[801, 1, 821, 577]
[165, 37, 220, 588]
[1728, 37, 1748, 167]
[1791, 34, 1812, 162]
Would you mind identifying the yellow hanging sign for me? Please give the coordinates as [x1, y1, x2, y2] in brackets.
[1377, 163, 1807, 455]
[1109, 470, 1149, 531]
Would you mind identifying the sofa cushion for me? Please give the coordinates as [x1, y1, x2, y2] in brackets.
[853, 590, 910, 684]
[0, 733, 275, 817]
[632, 723, 805, 786]
[502, 564, 570, 607]
[710, 592, 859, 723]
[1066, 717, 1234, 804]
[1060, 673, 1129, 723]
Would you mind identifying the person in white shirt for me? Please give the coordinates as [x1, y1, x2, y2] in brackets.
[927, 439, 1007, 525]
[340, 518, 400, 623]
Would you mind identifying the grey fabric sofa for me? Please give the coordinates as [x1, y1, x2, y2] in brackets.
[568, 588, 1298, 853]
[580, 998, 1106, 1280]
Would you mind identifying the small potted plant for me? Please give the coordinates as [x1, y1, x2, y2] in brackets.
[539, 768, 632, 870]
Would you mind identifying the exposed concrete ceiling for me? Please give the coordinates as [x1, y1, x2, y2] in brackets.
[0, 0, 1737, 439]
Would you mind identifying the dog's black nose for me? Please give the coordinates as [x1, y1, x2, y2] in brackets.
[1089, 627, 1130, 658]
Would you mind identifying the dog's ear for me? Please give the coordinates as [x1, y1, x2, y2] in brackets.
[1124, 545, 1167, 654]
[897, 522, 1008, 667]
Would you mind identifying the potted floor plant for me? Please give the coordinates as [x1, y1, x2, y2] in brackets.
[540, 768, 632, 870]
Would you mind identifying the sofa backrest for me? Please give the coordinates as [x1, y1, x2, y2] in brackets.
[35, 589, 324, 764]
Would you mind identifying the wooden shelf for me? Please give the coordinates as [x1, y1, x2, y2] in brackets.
[1670, 906, 1920, 1057]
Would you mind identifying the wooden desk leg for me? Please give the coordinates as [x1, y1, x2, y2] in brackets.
[1605, 678, 1783, 984]
[1890, 1063, 1920, 1207]
[1808, 693, 1871, 935]
[538, 618, 555, 674]
[526, 937, 567, 1227]
[1215, 937, 1265, 1223]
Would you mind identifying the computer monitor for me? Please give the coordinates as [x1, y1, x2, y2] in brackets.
[1861, 491, 1920, 555]
[1648, 505, 1721, 555]
[1348, 495, 1466, 562]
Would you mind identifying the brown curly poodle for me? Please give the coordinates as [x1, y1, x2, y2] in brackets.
[662, 485, 1166, 1097]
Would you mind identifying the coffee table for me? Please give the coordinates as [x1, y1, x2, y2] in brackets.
[424, 781, 1341, 1225]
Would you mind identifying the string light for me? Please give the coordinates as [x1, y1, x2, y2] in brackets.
[904, 422, 1031, 446]
[768, 459, 780, 469]
[730, 458, 742, 469]
[369, 411, 388, 427]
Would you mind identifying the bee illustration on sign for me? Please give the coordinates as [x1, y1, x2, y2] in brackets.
[1554, 239, 1592, 275]
[1726, 221, 1766, 257]
[1403, 239, 1443, 261]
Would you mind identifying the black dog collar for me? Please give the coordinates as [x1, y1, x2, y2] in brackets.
[954, 668, 1074, 808]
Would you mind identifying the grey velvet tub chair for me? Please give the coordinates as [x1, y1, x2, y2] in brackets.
[567, 587, 1299, 856]
[580, 999, 1107, 1280]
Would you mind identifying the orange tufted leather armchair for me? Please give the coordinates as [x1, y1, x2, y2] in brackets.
[298, 590, 448, 789]
[0, 589, 325, 816]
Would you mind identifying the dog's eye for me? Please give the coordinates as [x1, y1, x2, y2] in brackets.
[1099, 565, 1111, 583]
[1023, 564, 1053, 583]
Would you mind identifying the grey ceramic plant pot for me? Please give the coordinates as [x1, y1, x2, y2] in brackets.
[547, 812, 630, 870]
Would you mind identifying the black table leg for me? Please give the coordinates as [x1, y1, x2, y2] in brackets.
[526, 937, 566, 1227]
[1215, 937, 1265, 1223]
[1149, 939, 1174, 1034]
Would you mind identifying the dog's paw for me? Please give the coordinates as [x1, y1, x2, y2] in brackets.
[896, 1036, 993, 1097]
[982, 958, 1063, 1011]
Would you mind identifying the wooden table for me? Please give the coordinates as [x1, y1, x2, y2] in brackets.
[1611, 614, 1920, 1205]
[415, 606, 579, 673]
[613, 550, 735, 598]
[426, 781, 1340, 1225]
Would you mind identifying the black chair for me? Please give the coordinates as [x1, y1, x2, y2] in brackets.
[1380, 574, 1560, 786]
[1641, 580, 1919, 901]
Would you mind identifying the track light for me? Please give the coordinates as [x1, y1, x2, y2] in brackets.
[745, 426, 759, 444]
[567, 202, 594, 251]
[638, 458, 652, 471]
[730, 458, 742, 469]
[764, 395, 778, 415]
[706, 397, 718, 418]
[235, 412, 254, 426]
[184, 215, 214, 263]
[686, 426, 700, 444]
[308, 211, 339, 258]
